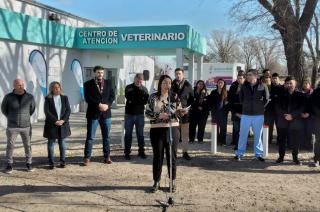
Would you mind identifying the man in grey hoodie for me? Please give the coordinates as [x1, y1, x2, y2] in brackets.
[1, 79, 36, 173]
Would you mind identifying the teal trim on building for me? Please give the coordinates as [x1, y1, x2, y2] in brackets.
[0, 7, 206, 55]
[0, 8, 76, 48]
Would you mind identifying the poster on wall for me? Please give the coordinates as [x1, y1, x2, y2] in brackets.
[71, 59, 84, 99]
[29, 50, 47, 96]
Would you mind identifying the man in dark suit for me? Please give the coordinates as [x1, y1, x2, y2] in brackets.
[274, 76, 305, 165]
[83, 65, 115, 166]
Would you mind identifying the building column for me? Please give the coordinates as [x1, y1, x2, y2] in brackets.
[188, 52, 195, 85]
[197, 55, 203, 81]
[176, 48, 183, 69]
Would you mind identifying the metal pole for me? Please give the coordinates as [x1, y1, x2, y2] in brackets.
[263, 125, 269, 157]
[121, 118, 125, 148]
[211, 123, 217, 154]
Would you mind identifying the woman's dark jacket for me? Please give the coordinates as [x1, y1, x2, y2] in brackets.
[43, 95, 71, 139]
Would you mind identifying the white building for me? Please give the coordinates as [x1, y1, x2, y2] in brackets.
[0, 0, 206, 128]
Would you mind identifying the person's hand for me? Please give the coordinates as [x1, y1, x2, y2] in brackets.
[55, 120, 64, 126]
[284, 114, 293, 121]
[99, 103, 109, 112]
[301, 113, 310, 118]
[181, 108, 189, 115]
[159, 112, 169, 120]
[235, 113, 241, 118]
[198, 106, 203, 111]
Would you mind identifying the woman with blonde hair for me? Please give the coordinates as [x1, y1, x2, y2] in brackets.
[43, 81, 71, 169]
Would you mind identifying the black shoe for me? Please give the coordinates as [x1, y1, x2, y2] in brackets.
[26, 163, 34, 172]
[189, 140, 194, 143]
[138, 152, 147, 159]
[198, 140, 204, 144]
[4, 164, 13, 174]
[257, 157, 265, 162]
[276, 157, 284, 163]
[49, 163, 55, 170]
[183, 152, 192, 160]
[233, 156, 241, 161]
[293, 159, 302, 165]
[60, 161, 66, 168]
[151, 181, 160, 193]
[124, 154, 131, 160]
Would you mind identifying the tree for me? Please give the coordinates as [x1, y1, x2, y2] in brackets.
[255, 39, 279, 70]
[206, 30, 240, 63]
[231, 0, 318, 84]
[305, 11, 320, 86]
[240, 37, 258, 70]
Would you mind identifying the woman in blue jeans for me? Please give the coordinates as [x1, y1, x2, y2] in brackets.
[43, 81, 71, 169]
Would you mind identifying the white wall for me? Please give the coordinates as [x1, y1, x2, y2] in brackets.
[0, 0, 100, 28]
[119, 56, 155, 93]
[0, 39, 85, 128]
[81, 50, 124, 69]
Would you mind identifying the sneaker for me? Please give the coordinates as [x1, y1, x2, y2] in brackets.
[233, 156, 241, 161]
[4, 164, 13, 174]
[104, 156, 113, 164]
[313, 161, 320, 167]
[257, 157, 265, 162]
[138, 152, 147, 159]
[183, 152, 192, 160]
[276, 157, 284, 163]
[83, 158, 90, 166]
[124, 154, 131, 160]
[26, 163, 34, 172]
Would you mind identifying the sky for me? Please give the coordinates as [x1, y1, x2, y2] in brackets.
[37, 0, 236, 37]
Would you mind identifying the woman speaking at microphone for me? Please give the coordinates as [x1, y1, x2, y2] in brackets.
[145, 75, 187, 193]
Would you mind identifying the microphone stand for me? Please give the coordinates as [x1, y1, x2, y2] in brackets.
[167, 89, 174, 206]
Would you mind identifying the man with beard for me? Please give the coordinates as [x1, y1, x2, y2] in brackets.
[274, 76, 305, 165]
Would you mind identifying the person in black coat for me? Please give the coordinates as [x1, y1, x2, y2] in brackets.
[228, 72, 245, 150]
[83, 66, 115, 166]
[171, 68, 194, 160]
[310, 83, 320, 166]
[124, 73, 149, 160]
[189, 80, 210, 143]
[274, 76, 305, 165]
[263, 72, 282, 144]
[44, 81, 71, 169]
[301, 79, 314, 150]
[209, 78, 229, 145]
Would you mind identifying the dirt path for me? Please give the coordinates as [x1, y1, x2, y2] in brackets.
[1, 109, 320, 211]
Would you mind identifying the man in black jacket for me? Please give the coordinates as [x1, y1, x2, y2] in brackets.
[310, 83, 320, 166]
[275, 76, 305, 165]
[124, 73, 149, 160]
[267, 73, 283, 144]
[83, 66, 115, 166]
[228, 71, 245, 150]
[234, 69, 269, 161]
[171, 68, 194, 160]
[1, 79, 36, 173]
